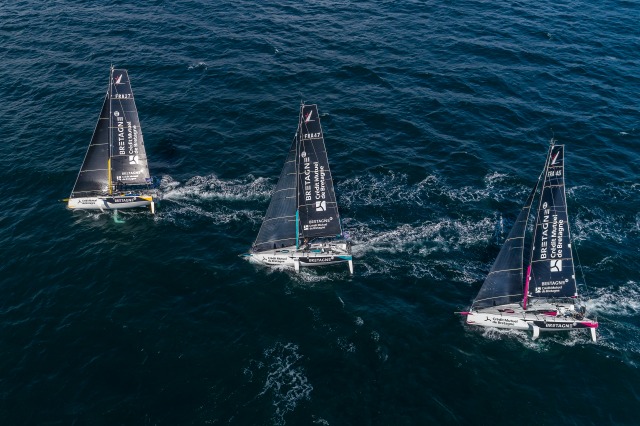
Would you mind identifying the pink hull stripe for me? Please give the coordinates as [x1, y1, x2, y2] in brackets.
[580, 321, 599, 328]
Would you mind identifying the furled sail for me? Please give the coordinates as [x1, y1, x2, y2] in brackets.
[108, 69, 151, 191]
[472, 181, 539, 309]
[295, 104, 342, 240]
[527, 144, 577, 298]
[252, 138, 298, 252]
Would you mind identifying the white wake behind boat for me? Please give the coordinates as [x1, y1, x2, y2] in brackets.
[461, 143, 598, 341]
[245, 104, 353, 273]
[67, 67, 158, 213]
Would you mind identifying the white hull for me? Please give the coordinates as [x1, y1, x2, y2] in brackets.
[68, 195, 155, 211]
[464, 302, 598, 341]
[247, 242, 353, 273]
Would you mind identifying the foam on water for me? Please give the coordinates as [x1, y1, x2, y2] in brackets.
[187, 61, 208, 70]
[345, 217, 493, 280]
[3, 0, 640, 422]
[154, 174, 271, 227]
[159, 174, 272, 202]
[349, 217, 494, 253]
[244, 261, 351, 285]
[156, 203, 262, 227]
[244, 342, 313, 426]
[469, 322, 596, 352]
[586, 281, 640, 318]
[339, 170, 520, 210]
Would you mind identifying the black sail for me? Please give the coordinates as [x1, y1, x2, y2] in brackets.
[472, 180, 539, 309]
[70, 93, 110, 197]
[252, 137, 298, 252]
[109, 69, 151, 191]
[527, 144, 577, 299]
[296, 104, 342, 239]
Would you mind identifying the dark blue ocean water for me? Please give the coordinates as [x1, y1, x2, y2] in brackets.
[1, 1, 639, 424]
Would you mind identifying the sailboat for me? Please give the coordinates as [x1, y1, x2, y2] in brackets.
[461, 142, 598, 341]
[67, 67, 157, 213]
[246, 104, 353, 273]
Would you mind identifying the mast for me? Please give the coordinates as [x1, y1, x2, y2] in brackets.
[108, 65, 114, 195]
[295, 107, 301, 250]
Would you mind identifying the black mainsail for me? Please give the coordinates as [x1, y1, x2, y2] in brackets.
[296, 104, 343, 242]
[253, 137, 298, 252]
[70, 68, 151, 198]
[70, 90, 110, 197]
[252, 104, 343, 253]
[472, 181, 539, 309]
[526, 144, 577, 299]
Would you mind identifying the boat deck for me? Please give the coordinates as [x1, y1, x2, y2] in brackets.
[474, 301, 590, 322]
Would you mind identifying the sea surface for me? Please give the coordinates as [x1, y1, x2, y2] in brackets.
[1, 1, 639, 424]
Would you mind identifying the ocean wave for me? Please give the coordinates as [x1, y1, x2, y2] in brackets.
[586, 281, 640, 318]
[343, 217, 493, 280]
[244, 342, 312, 426]
[338, 170, 520, 209]
[159, 174, 272, 202]
[153, 174, 271, 226]
[187, 61, 208, 70]
[155, 203, 262, 226]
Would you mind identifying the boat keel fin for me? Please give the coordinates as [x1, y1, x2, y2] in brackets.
[348, 260, 353, 274]
[590, 328, 597, 342]
[150, 201, 156, 214]
[113, 210, 125, 224]
[531, 325, 540, 340]
[294, 259, 300, 273]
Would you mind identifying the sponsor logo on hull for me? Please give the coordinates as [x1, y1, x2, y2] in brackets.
[300, 256, 347, 266]
[251, 253, 348, 268]
[466, 313, 529, 330]
[533, 321, 598, 330]
[468, 312, 592, 332]
[533, 321, 578, 329]
[68, 196, 151, 210]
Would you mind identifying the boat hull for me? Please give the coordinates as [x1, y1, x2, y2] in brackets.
[465, 303, 598, 340]
[247, 243, 353, 273]
[68, 195, 154, 210]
